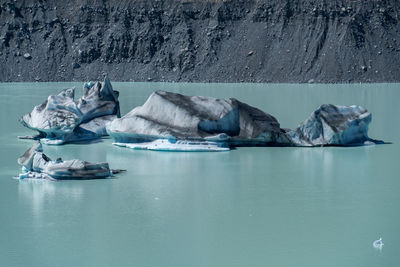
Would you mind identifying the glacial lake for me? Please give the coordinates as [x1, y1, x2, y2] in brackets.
[0, 82, 399, 267]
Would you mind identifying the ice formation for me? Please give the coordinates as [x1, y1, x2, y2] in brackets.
[373, 237, 384, 249]
[20, 84, 383, 151]
[20, 76, 120, 145]
[106, 90, 291, 151]
[106, 91, 383, 151]
[17, 142, 123, 180]
[114, 139, 230, 152]
[287, 104, 382, 146]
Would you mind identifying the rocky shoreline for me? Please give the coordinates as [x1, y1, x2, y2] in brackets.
[1, 0, 399, 83]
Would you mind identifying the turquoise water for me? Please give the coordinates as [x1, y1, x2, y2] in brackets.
[0, 82, 399, 267]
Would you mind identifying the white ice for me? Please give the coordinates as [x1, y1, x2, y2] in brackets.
[113, 139, 230, 152]
[373, 237, 384, 249]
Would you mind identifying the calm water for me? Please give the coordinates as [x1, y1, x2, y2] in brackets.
[0, 82, 399, 267]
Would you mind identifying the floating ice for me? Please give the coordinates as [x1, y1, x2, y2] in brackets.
[17, 142, 124, 180]
[287, 104, 383, 146]
[373, 237, 384, 249]
[106, 90, 291, 151]
[114, 139, 230, 152]
[20, 76, 120, 145]
[106, 91, 384, 151]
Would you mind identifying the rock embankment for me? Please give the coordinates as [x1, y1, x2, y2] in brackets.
[1, 0, 399, 82]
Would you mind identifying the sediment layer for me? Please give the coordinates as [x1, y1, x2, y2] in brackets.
[1, 0, 399, 82]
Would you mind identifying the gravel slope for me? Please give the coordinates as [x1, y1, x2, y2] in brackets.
[0, 0, 399, 82]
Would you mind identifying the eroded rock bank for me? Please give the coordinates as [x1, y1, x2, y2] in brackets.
[20, 76, 120, 144]
[107, 90, 383, 151]
[1, 0, 399, 83]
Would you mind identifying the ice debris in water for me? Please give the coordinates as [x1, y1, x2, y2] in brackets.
[19, 87, 386, 151]
[106, 91, 385, 151]
[19, 75, 120, 145]
[287, 104, 381, 146]
[114, 139, 230, 152]
[373, 237, 384, 249]
[17, 142, 125, 180]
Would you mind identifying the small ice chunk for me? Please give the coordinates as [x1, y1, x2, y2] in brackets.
[373, 237, 384, 249]
[17, 142, 124, 180]
[40, 138, 65, 145]
[113, 139, 230, 152]
[84, 81, 95, 89]
[19, 172, 30, 179]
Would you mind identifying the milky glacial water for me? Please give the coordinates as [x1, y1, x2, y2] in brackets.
[0, 82, 399, 267]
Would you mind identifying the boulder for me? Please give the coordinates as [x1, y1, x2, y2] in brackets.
[20, 76, 120, 144]
[23, 53, 32, 60]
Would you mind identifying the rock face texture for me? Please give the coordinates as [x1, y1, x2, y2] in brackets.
[107, 91, 382, 149]
[17, 142, 113, 180]
[1, 0, 399, 83]
[20, 76, 120, 144]
[287, 104, 376, 146]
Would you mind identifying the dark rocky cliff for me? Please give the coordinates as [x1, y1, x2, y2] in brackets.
[0, 0, 399, 82]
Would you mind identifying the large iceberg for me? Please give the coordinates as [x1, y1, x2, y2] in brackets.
[106, 90, 292, 151]
[106, 91, 384, 151]
[20, 76, 120, 145]
[17, 142, 124, 180]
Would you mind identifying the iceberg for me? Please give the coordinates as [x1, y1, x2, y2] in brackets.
[106, 91, 384, 151]
[17, 142, 124, 180]
[106, 90, 292, 151]
[20, 76, 120, 145]
[287, 104, 383, 146]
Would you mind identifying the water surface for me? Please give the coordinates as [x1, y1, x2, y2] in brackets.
[0, 82, 399, 267]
